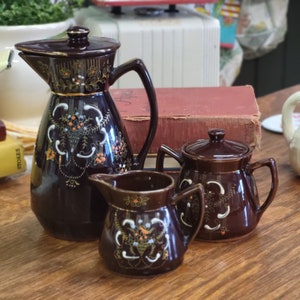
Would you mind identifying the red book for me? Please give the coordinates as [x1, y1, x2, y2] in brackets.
[112, 86, 261, 155]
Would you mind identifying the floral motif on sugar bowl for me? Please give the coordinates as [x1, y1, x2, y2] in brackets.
[178, 178, 232, 237]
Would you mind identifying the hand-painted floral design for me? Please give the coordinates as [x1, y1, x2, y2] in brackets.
[178, 178, 232, 236]
[112, 132, 128, 160]
[45, 148, 56, 160]
[95, 152, 106, 164]
[124, 194, 149, 207]
[51, 59, 111, 93]
[113, 212, 169, 270]
[112, 132, 131, 173]
[45, 102, 130, 188]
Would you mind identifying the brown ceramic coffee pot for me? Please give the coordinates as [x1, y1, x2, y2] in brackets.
[15, 27, 158, 241]
[156, 129, 278, 241]
[89, 170, 205, 275]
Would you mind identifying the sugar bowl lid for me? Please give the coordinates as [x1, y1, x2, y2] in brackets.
[15, 26, 120, 57]
[183, 128, 250, 161]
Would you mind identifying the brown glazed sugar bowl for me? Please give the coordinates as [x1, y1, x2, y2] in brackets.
[156, 128, 278, 241]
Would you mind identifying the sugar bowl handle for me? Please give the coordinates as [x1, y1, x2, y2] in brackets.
[246, 158, 278, 216]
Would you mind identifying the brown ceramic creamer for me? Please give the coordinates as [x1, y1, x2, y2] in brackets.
[89, 170, 205, 275]
[156, 129, 278, 241]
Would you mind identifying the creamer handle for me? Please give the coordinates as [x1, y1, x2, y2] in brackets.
[171, 183, 205, 247]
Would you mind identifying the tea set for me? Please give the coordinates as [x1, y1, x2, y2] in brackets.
[15, 26, 280, 276]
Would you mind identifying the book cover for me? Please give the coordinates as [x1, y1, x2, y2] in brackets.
[111, 85, 261, 155]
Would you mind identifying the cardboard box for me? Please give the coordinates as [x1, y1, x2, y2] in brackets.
[112, 85, 261, 157]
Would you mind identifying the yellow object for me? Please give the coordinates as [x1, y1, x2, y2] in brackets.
[0, 134, 27, 178]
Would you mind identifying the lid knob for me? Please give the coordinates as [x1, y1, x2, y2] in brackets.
[208, 128, 225, 143]
[67, 26, 90, 48]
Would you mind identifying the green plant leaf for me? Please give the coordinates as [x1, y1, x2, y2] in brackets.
[0, 0, 85, 25]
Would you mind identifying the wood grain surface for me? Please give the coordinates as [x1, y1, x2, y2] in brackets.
[1, 85, 300, 300]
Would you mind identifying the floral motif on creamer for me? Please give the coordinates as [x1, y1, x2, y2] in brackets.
[113, 210, 170, 270]
[123, 195, 149, 207]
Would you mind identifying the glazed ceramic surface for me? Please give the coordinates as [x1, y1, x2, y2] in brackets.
[282, 91, 300, 175]
[15, 26, 158, 241]
[156, 129, 278, 241]
[89, 170, 205, 275]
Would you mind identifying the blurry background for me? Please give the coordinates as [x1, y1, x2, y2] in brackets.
[234, 0, 300, 96]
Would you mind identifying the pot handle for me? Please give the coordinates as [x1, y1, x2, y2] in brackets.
[282, 91, 300, 143]
[171, 183, 205, 248]
[247, 158, 278, 216]
[109, 59, 158, 169]
[156, 144, 184, 172]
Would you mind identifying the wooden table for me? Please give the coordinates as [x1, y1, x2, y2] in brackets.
[1, 85, 299, 299]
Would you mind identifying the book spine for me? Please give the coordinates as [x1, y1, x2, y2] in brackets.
[124, 117, 261, 154]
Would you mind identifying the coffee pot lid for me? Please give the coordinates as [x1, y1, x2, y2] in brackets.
[15, 26, 120, 57]
[184, 128, 250, 160]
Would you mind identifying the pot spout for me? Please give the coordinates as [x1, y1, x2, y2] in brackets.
[89, 173, 118, 204]
[17, 53, 51, 85]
